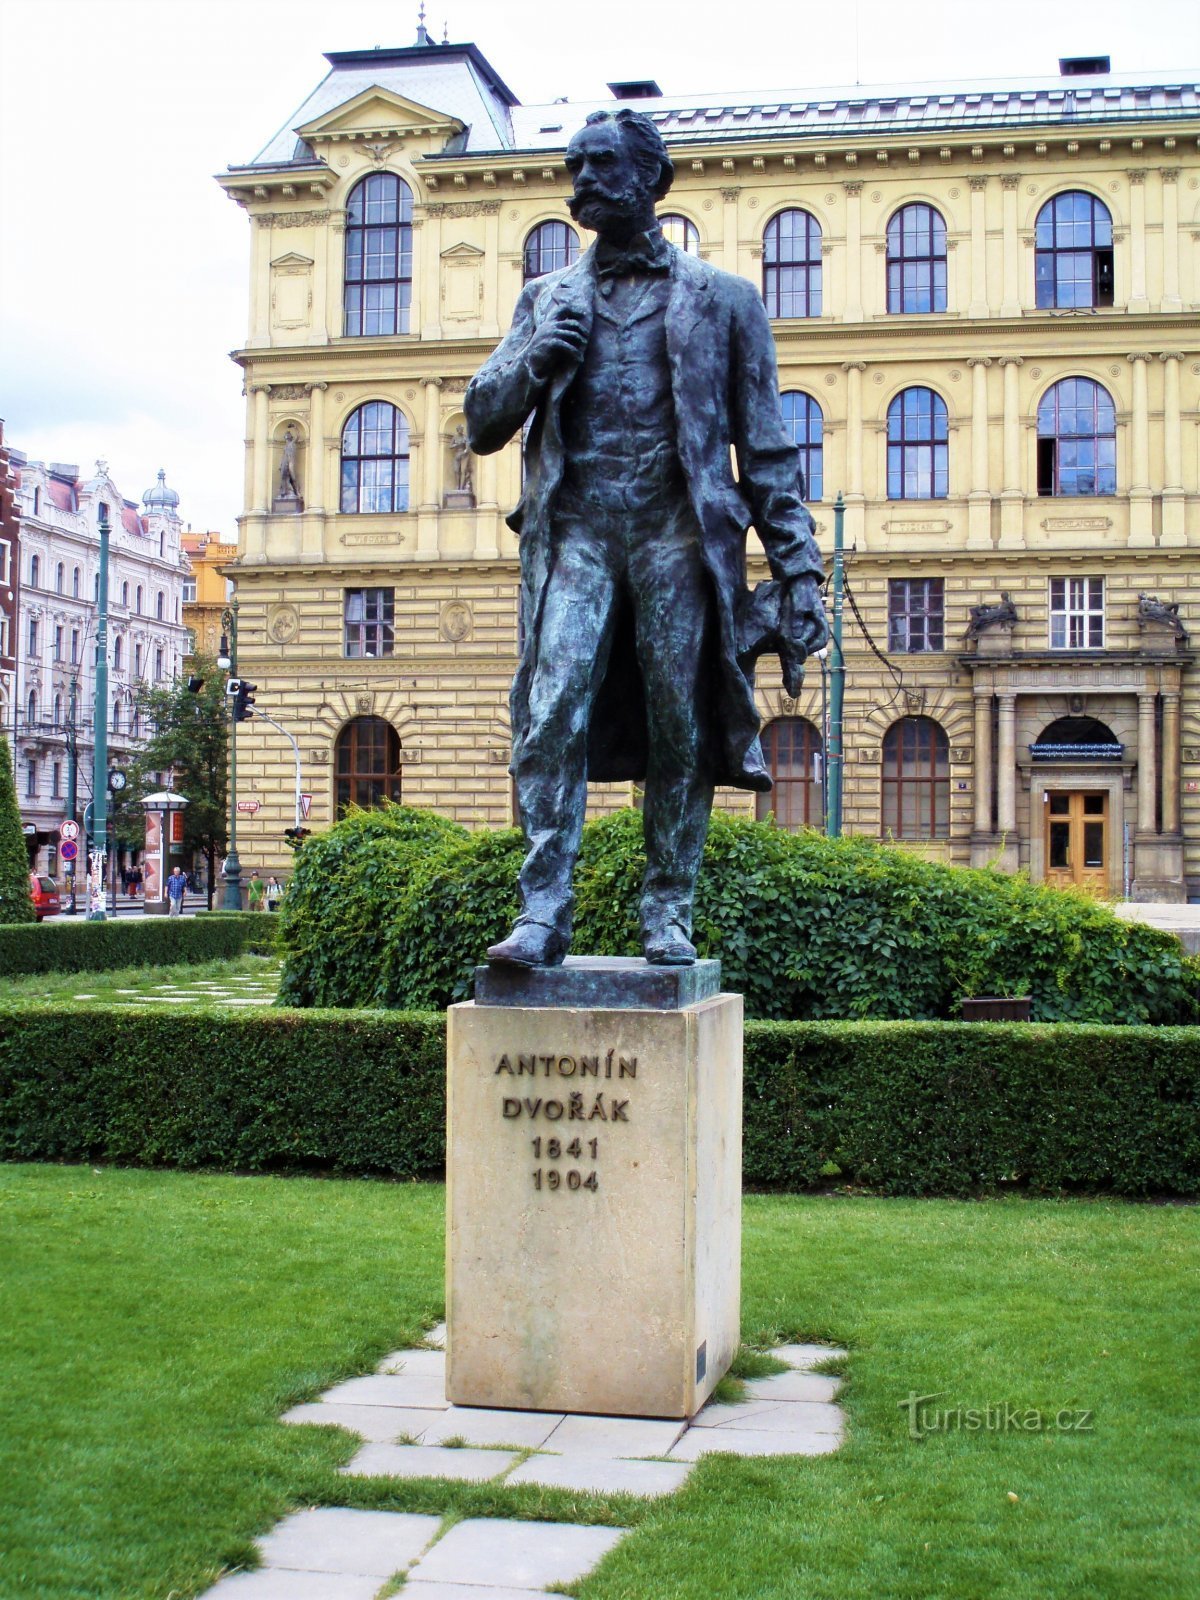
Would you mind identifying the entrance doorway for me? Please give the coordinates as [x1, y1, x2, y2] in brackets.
[1043, 791, 1109, 892]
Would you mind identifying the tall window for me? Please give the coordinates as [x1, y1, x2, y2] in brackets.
[343, 172, 414, 336]
[134, 642, 142, 677]
[26, 690, 37, 725]
[340, 402, 410, 514]
[335, 716, 402, 814]
[52, 761, 61, 799]
[156, 590, 164, 620]
[887, 387, 949, 500]
[121, 581, 129, 607]
[344, 588, 396, 658]
[882, 717, 950, 839]
[29, 554, 39, 587]
[71, 628, 79, 664]
[183, 577, 197, 602]
[28, 617, 37, 656]
[888, 579, 945, 653]
[72, 567, 80, 598]
[113, 635, 123, 671]
[55, 562, 64, 593]
[756, 717, 824, 830]
[154, 646, 164, 679]
[25, 760, 36, 797]
[53, 625, 63, 661]
[53, 692, 62, 724]
[1049, 577, 1104, 649]
[763, 209, 822, 318]
[1036, 378, 1116, 497]
[780, 391, 823, 501]
[886, 204, 947, 313]
[523, 220, 579, 282]
[658, 213, 700, 255]
[135, 585, 143, 614]
[1035, 191, 1114, 309]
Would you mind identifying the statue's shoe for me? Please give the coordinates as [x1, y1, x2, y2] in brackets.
[643, 923, 697, 966]
[486, 920, 568, 968]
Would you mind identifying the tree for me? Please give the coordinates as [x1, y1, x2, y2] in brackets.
[132, 656, 228, 907]
[0, 731, 35, 922]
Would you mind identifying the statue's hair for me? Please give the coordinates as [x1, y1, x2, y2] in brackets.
[583, 107, 675, 201]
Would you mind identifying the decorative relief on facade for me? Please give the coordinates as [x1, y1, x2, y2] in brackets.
[424, 201, 502, 217]
[257, 211, 331, 229]
[881, 519, 953, 534]
[267, 603, 300, 644]
[1039, 516, 1113, 531]
[355, 694, 373, 714]
[440, 600, 474, 642]
[339, 531, 405, 546]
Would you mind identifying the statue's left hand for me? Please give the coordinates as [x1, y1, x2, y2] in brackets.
[783, 575, 829, 656]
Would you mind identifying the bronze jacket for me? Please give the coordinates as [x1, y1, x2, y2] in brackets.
[464, 242, 824, 789]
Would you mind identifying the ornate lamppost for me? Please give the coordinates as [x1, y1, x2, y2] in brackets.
[87, 509, 110, 920]
[216, 597, 241, 909]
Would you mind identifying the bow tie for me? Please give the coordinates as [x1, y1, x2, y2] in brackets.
[594, 232, 672, 280]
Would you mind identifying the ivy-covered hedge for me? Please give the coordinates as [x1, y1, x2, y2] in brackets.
[0, 916, 254, 978]
[2, 1005, 1197, 1196]
[194, 911, 280, 954]
[279, 806, 1200, 1024]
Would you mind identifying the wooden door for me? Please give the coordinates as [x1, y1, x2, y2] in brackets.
[1043, 791, 1109, 893]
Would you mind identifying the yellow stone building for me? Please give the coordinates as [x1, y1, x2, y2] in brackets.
[218, 40, 1200, 899]
[182, 530, 238, 658]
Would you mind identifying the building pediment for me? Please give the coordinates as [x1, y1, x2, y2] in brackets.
[441, 242, 485, 260]
[270, 251, 314, 268]
[297, 87, 464, 145]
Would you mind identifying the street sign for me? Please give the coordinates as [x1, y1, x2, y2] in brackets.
[60, 840, 78, 862]
[59, 819, 80, 841]
[236, 799, 261, 814]
[299, 793, 312, 819]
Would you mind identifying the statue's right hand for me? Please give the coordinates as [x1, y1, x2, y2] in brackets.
[526, 304, 588, 382]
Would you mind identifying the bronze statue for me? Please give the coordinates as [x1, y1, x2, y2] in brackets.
[465, 108, 826, 968]
[965, 592, 1018, 642]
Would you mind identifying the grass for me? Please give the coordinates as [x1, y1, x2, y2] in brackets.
[0, 955, 281, 1011]
[0, 1169, 1196, 1600]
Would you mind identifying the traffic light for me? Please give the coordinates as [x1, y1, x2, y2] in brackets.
[231, 679, 257, 722]
[283, 826, 311, 851]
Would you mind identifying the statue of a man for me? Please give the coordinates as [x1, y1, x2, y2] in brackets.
[465, 108, 826, 968]
[451, 423, 474, 494]
[278, 427, 300, 499]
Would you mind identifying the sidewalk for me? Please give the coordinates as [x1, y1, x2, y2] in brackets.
[1115, 901, 1200, 953]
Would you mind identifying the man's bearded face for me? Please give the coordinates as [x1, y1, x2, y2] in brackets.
[564, 121, 651, 237]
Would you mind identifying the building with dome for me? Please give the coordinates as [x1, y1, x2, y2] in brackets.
[8, 452, 190, 875]
[218, 35, 1200, 899]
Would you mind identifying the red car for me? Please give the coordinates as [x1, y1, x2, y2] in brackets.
[29, 873, 61, 920]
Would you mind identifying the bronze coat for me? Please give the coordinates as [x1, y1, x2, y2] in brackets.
[465, 243, 824, 789]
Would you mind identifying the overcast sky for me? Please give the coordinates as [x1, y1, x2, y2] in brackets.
[2, 0, 1197, 533]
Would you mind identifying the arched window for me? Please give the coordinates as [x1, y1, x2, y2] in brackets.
[756, 718, 824, 830]
[340, 402, 410, 514]
[343, 172, 414, 337]
[523, 220, 579, 283]
[658, 213, 700, 255]
[882, 717, 950, 840]
[26, 690, 37, 725]
[780, 392, 824, 501]
[887, 387, 949, 500]
[1036, 378, 1116, 497]
[135, 585, 143, 615]
[335, 716, 402, 815]
[113, 635, 123, 671]
[1035, 192, 1114, 309]
[53, 692, 62, 725]
[156, 590, 164, 620]
[72, 567, 80, 598]
[29, 554, 39, 587]
[763, 209, 822, 318]
[121, 581, 129, 608]
[55, 562, 64, 593]
[886, 203, 947, 313]
[112, 699, 122, 734]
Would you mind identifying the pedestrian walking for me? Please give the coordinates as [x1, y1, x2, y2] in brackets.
[248, 870, 265, 912]
[265, 875, 283, 913]
[166, 866, 187, 917]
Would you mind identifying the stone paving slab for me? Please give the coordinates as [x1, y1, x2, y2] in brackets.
[378, 1348, 447, 1376]
[424, 1321, 447, 1348]
[257, 1508, 440, 1575]
[742, 1371, 842, 1403]
[404, 1585, 560, 1599]
[406, 1518, 628, 1590]
[507, 1452, 693, 1498]
[281, 1401, 443, 1442]
[541, 1412, 686, 1457]
[421, 1405, 564, 1449]
[202, 1570, 381, 1599]
[322, 1373, 451, 1409]
[692, 1399, 844, 1434]
[341, 1443, 518, 1482]
[773, 1343, 848, 1369]
[669, 1422, 842, 1459]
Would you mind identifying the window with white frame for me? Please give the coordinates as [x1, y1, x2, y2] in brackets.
[1049, 577, 1104, 649]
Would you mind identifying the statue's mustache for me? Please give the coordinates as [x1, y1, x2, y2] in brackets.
[567, 182, 643, 219]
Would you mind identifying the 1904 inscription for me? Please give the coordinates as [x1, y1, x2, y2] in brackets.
[494, 1050, 633, 1195]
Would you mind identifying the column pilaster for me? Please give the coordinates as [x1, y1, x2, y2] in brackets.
[1160, 351, 1186, 545]
[251, 384, 271, 514]
[996, 693, 1016, 837]
[968, 176, 989, 317]
[1000, 175, 1021, 316]
[417, 376, 442, 557]
[1162, 691, 1181, 837]
[720, 187, 740, 275]
[1127, 171, 1148, 311]
[842, 182, 863, 321]
[842, 359, 866, 548]
[1137, 691, 1157, 835]
[1160, 169, 1182, 310]
[1128, 352, 1153, 547]
[967, 356, 993, 549]
[997, 356, 1023, 547]
[973, 689, 993, 836]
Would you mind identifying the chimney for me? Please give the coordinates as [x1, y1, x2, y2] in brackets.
[607, 79, 663, 100]
[1059, 55, 1111, 76]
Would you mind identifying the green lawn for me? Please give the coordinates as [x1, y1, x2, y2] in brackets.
[0, 1168, 1195, 1600]
[0, 956, 280, 1012]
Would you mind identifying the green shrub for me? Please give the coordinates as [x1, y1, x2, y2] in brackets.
[276, 804, 466, 1007]
[195, 911, 279, 954]
[0, 731, 35, 925]
[0, 917, 251, 978]
[2, 1003, 1197, 1195]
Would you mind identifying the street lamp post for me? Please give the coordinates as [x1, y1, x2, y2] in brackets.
[217, 598, 241, 910]
[63, 673, 79, 914]
[824, 492, 846, 839]
[88, 510, 110, 920]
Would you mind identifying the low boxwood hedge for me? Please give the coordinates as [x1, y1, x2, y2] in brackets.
[194, 911, 280, 954]
[0, 917, 255, 978]
[2, 1005, 1196, 1196]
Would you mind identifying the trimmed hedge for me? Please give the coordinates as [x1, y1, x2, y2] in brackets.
[2, 1004, 1197, 1196]
[194, 911, 280, 955]
[0, 917, 255, 978]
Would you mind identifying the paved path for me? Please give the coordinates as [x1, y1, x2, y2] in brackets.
[1114, 900, 1200, 952]
[201, 1322, 846, 1598]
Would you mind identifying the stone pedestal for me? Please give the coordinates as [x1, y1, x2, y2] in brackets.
[272, 491, 304, 514]
[446, 958, 742, 1420]
[443, 490, 476, 510]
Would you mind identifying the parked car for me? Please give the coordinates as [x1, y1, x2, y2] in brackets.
[29, 874, 61, 920]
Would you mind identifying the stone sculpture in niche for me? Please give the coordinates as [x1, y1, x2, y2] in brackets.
[444, 423, 476, 508]
[465, 108, 827, 968]
[1137, 593, 1189, 643]
[274, 426, 303, 512]
[965, 592, 1018, 642]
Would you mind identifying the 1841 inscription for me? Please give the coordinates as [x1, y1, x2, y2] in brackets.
[494, 1049, 635, 1194]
